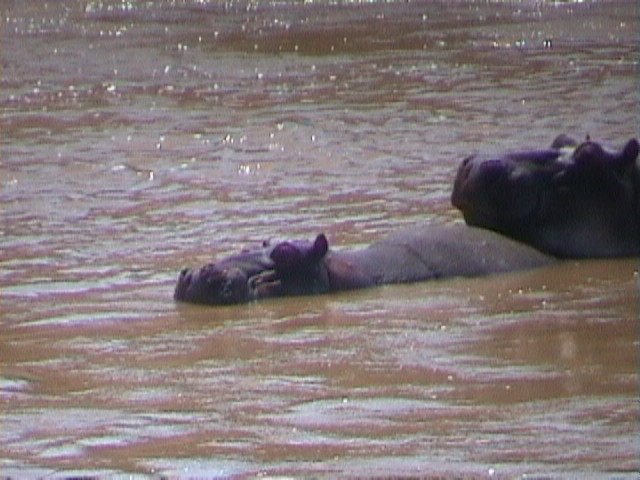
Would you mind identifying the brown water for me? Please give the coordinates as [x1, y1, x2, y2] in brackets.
[1, 0, 639, 477]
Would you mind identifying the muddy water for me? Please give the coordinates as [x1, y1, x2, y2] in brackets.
[1, 0, 638, 477]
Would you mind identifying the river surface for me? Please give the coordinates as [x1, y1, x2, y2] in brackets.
[1, 0, 639, 477]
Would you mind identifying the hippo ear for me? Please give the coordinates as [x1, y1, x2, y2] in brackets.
[573, 138, 639, 170]
[596, 138, 639, 170]
[312, 234, 329, 260]
[620, 138, 639, 165]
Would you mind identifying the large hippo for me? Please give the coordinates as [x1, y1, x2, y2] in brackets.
[174, 224, 553, 305]
[451, 135, 640, 258]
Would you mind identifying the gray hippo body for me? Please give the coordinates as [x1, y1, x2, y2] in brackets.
[452, 135, 640, 258]
[174, 224, 552, 305]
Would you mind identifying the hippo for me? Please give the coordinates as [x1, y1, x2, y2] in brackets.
[451, 135, 640, 258]
[174, 224, 553, 305]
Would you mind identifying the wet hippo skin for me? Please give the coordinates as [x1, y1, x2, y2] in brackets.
[174, 224, 553, 305]
[452, 135, 640, 258]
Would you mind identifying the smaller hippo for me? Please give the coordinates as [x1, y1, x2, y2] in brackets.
[451, 135, 640, 258]
[174, 235, 331, 305]
[174, 224, 553, 305]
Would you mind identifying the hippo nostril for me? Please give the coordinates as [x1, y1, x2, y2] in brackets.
[460, 156, 474, 179]
[175, 268, 194, 301]
[180, 270, 193, 286]
[462, 155, 474, 167]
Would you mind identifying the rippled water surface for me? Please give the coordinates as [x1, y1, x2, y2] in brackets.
[1, 0, 639, 477]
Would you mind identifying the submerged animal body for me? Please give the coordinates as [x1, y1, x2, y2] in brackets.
[174, 224, 553, 305]
[451, 135, 640, 258]
[176, 134, 638, 306]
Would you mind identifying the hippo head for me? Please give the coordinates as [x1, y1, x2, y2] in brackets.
[174, 234, 331, 305]
[451, 135, 640, 258]
[174, 264, 254, 305]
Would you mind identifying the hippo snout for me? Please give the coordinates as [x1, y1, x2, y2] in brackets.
[174, 264, 252, 305]
[452, 156, 507, 212]
[174, 268, 194, 301]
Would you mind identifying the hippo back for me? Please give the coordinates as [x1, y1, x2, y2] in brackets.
[323, 224, 553, 289]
